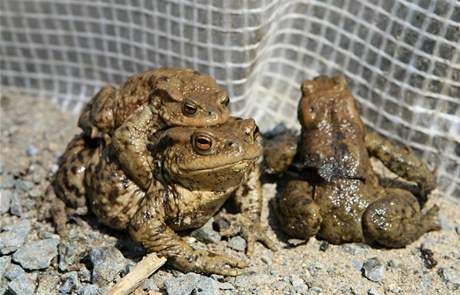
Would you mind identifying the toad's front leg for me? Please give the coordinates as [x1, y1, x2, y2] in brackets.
[129, 188, 247, 276]
[112, 105, 159, 190]
[365, 132, 436, 202]
[220, 165, 278, 255]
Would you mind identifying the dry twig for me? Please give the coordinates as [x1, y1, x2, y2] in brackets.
[108, 253, 167, 295]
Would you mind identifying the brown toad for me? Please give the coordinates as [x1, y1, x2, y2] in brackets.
[78, 68, 231, 191]
[53, 118, 275, 275]
[265, 75, 440, 248]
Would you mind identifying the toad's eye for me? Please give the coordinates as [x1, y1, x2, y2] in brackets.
[222, 96, 230, 107]
[183, 101, 198, 116]
[192, 134, 213, 154]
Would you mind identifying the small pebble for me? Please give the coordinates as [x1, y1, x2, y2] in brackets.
[352, 259, 363, 271]
[7, 274, 36, 295]
[89, 246, 127, 285]
[387, 285, 402, 294]
[217, 281, 235, 290]
[58, 271, 81, 295]
[232, 273, 274, 288]
[368, 288, 383, 295]
[307, 263, 323, 277]
[191, 218, 221, 244]
[210, 274, 224, 281]
[419, 246, 437, 269]
[0, 219, 31, 254]
[58, 238, 87, 272]
[0, 190, 11, 214]
[9, 191, 23, 217]
[438, 267, 460, 286]
[362, 257, 385, 282]
[164, 272, 218, 295]
[78, 267, 92, 283]
[35, 272, 61, 295]
[213, 216, 230, 232]
[227, 236, 247, 252]
[287, 239, 306, 246]
[289, 274, 309, 293]
[5, 263, 25, 280]
[269, 267, 278, 276]
[78, 284, 99, 295]
[319, 241, 329, 252]
[13, 238, 59, 270]
[49, 164, 59, 174]
[15, 180, 34, 192]
[456, 226, 460, 235]
[29, 188, 42, 198]
[340, 243, 369, 255]
[26, 144, 39, 157]
[1, 175, 16, 189]
[309, 286, 323, 293]
[0, 256, 11, 278]
[387, 259, 400, 269]
[142, 278, 159, 292]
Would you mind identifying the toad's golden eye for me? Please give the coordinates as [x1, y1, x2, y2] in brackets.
[222, 96, 230, 107]
[183, 101, 198, 116]
[193, 134, 213, 154]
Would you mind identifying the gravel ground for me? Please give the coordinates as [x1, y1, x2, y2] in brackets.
[1, 90, 459, 295]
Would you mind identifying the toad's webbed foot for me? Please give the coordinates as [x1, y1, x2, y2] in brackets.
[362, 188, 440, 248]
[170, 249, 248, 276]
[365, 132, 436, 203]
[49, 190, 69, 236]
[216, 213, 278, 256]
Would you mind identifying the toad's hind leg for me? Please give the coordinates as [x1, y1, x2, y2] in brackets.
[276, 180, 322, 240]
[51, 134, 97, 234]
[365, 132, 436, 203]
[362, 188, 440, 248]
[52, 134, 95, 213]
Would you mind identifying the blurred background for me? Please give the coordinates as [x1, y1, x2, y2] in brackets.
[1, 0, 459, 197]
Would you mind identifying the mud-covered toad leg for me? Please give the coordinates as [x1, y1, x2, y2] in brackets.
[220, 165, 278, 255]
[276, 180, 322, 240]
[263, 130, 298, 174]
[112, 105, 159, 190]
[129, 188, 248, 276]
[365, 132, 436, 202]
[362, 188, 440, 248]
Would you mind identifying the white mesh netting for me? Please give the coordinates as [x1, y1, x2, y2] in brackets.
[1, 0, 459, 197]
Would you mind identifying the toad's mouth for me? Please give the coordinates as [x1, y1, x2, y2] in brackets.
[175, 159, 254, 175]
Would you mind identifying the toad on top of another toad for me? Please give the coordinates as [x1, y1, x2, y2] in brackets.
[53, 118, 275, 275]
[78, 68, 231, 191]
[264, 75, 440, 248]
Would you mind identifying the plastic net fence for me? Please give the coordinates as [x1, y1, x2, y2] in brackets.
[1, 0, 459, 198]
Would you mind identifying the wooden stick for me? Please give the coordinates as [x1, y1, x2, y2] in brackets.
[108, 253, 167, 295]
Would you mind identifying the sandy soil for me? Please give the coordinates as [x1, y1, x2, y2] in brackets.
[1, 90, 459, 295]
